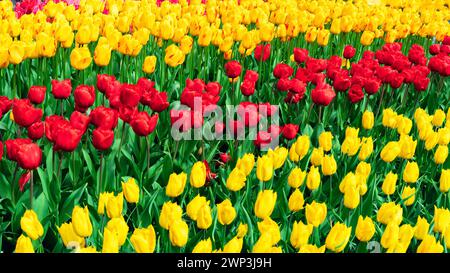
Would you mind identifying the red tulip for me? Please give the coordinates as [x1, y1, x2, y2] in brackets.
[203, 160, 217, 182]
[348, 84, 364, 103]
[429, 44, 441, 55]
[92, 128, 114, 150]
[120, 84, 142, 108]
[387, 72, 404, 89]
[224, 61, 242, 79]
[343, 45, 356, 59]
[90, 106, 119, 130]
[273, 63, 293, 79]
[186, 78, 206, 92]
[19, 171, 31, 192]
[70, 111, 90, 133]
[289, 79, 306, 95]
[219, 153, 231, 164]
[243, 70, 259, 83]
[118, 105, 138, 123]
[281, 124, 299, 140]
[293, 48, 308, 64]
[170, 109, 191, 132]
[51, 79, 72, 99]
[16, 143, 42, 170]
[306, 58, 327, 73]
[12, 99, 43, 128]
[54, 126, 83, 152]
[237, 103, 260, 127]
[44, 115, 66, 142]
[28, 86, 46, 104]
[0, 96, 12, 115]
[333, 72, 351, 92]
[27, 121, 44, 140]
[205, 82, 222, 96]
[254, 131, 272, 148]
[74, 85, 96, 110]
[254, 44, 271, 62]
[413, 77, 430, 92]
[276, 78, 291, 92]
[268, 124, 282, 137]
[443, 36, 450, 45]
[364, 78, 381, 95]
[5, 138, 32, 161]
[149, 91, 169, 112]
[311, 83, 336, 106]
[240, 80, 255, 96]
[97, 74, 116, 94]
[137, 77, 155, 92]
[285, 92, 303, 104]
[258, 102, 277, 117]
[130, 112, 158, 136]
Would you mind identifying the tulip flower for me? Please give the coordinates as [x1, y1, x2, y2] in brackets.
[196, 203, 212, 230]
[288, 167, 306, 188]
[256, 155, 274, 182]
[288, 189, 305, 212]
[305, 201, 327, 227]
[169, 219, 189, 247]
[417, 234, 444, 253]
[159, 201, 183, 230]
[290, 221, 313, 249]
[186, 195, 207, 221]
[306, 166, 321, 190]
[217, 199, 236, 225]
[106, 192, 124, 219]
[355, 216, 375, 242]
[28, 86, 46, 105]
[143, 55, 157, 74]
[15, 234, 34, 253]
[130, 225, 156, 253]
[377, 202, 403, 226]
[403, 161, 419, 183]
[72, 206, 93, 237]
[254, 190, 277, 219]
[57, 222, 85, 248]
[192, 238, 213, 253]
[166, 172, 187, 198]
[414, 216, 430, 241]
[325, 222, 352, 253]
[105, 217, 129, 247]
[20, 210, 44, 240]
[381, 223, 400, 249]
[190, 161, 207, 188]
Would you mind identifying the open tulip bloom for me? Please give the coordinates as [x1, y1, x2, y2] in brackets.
[0, 0, 449, 255]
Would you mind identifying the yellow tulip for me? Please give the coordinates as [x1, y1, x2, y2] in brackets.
[8, 41, 25, 65]
[305, 201, 327, 227]
[254, 190, 277, 219]
[70, 46, 92, 70]
[355, 216, 375, 242]
[169, 219, 189, 247]
[377, 202, 403, 226]
[310, 147, 323, 167]
[288, 167, 306, 188]
[237, 223, 248, 238]
[440, 169, 450, 193]
[362, 111, 374, 129]
[290, 221, 313, 249]
[197, 203, 212, 230]
[434, 145, 448, 164]
[190, 161, 207, 188]
[289, 143, 300, 162]
[192, 238, 213, 253]
[165, 44, 185, 67]
[106, 192, 124, 218]
[382, 108, 398, 128]
[425, 131, 439, 150]
[318, 131, 333, 152]
[288, 189, 305, 212]
[217, 199, 236, 225]
[122, 177, 139, 204]
[226, 167, 247, 191]
[159, 201, 183, 230]
[381, 223, 399, 249]
[401, 186, 416, 206]
[417, 234, 444, 253]
[325, 222, 352, 253]
[15, 234, 34, 253]
[223, 236, 243, 253]
[321, 154, 337, 176]
[403, 161, 419, 183]
[344, 186, 360, 209]
[235, 153, 255, 176]
[186, 195, 207, 221]
[256, 154, 274, 182]
[398, 134, 417, 159]
[257, 217, 280, 245]
[360, 31, 375, 46]
[130, 225, 156, 253]
[105, 217, 129, 247]
[166, 172, 187, 198]
[20, 210, 44, 241]
[298, 244, 326, 253]
[295, 135, 310, 159]
[432, 109, 446, 127]
[382, 172, 398, 195]
[98, 192, 113, 215]
[142, 55, 157, 74]
[102, 227, 119, 253]
[380, 141, 401, 163]
[57, 222, 85, 248]
[414, 216, 430, 241]
[72, 206, 93, 237]
[433, 206, 450, 234]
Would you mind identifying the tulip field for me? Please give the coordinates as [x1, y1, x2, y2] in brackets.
[1, 0, 450, 254]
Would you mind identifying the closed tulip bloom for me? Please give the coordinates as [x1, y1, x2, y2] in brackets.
[94, 43, 111, 67]
[256, 155, 274, 182]
[70, 46, 92, 70]
[321, 154, 337, 176]
[401, 186, 416, 206]
[325, 222, 352, 253]
[257, 217, 280, 245]
[289, 143, 300, 162]
[105, 217, 129, 247]
[358, 137, 374, 161]
[288, 167, 306, 188]
[226, 168, 247, 191]
[254, 190, 277, 219]
[269, 147, 288, 169]
[362, 111, 374, 129]
[440, 169, 450, 193]
[377, 202, 403, 226]
[341, 136, 361, 156]
[15, 234, 34, 253]
[192, 238, 213, 253]
[403, 161, 419, 183]
[142, 55, 157, 74]
[355, 216, 375, 242]
[122, 178, 140, 204]
[165, 44, 185, 67]
[92, 129, 114, 151]
[190, 161, 207, 188]
[305, 201, 327, 227]
[166, 172, 187, 197]
[381, 223, 400, 249]
[20, 210, 44, 240]
[432, 109, 446, 127]
[380, 141, 401, 162]
[438, 127, 450, 145]
[298, 244, 326, 253]
[398, 224, 415, 248]
[252, 232, 275, 253]
[288, 189, 305, 212]
[102, 227, 119, 253]
[223, 236, 244, 253]
[396, 116, 413, 135]
[187, 195, 208, 221]
[236, 223, 248, 239]
[318, 131, 333, 152]
[57, 222, 85, 248]
[382, 108, 398, 128]
[344, 186, 360, 209]
[130, 225, 156, 253]
[197, 203, 213, 230]
[434, 145, 448, 164]
[306, 166, 321, 190]
[169, 219, 189, 247]
[72, 206, 93, 237]
[417, 234, 444, 253]
[98, 192, 113, 215]
[295, 135, 310, 159]
[398, 134, 417, 159]
[217, 199, 236, 225]
[106, 192, 124, 219]
[382, 172, 398, 195]
[433, 206, 450, 234]
[425, 131, 439, 150]
[310, 147, 323, 167]
[235, 153, 255, 176]
[414, 216, 430, 240]
[159, 201, 183, 230]
[290, 221, 313, 249]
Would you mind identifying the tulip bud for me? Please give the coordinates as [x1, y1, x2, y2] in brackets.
[98, 192, 114, 215]
[382, 172, 398, 195]
[306, 166, 321, 190]
[72, 206, 93, 237]
[288, 189, 305, 212]
[192, 238, 213, 253]
[344, 186, 360, 209]
[256, 154, 274, 182]
[381, 223, 400, 249]
[380, 141, 401, 163]
[166, 172, 187, 197]
[434, 145, 448, 164]
[106, 192, 124, 218]
[15, 234, 34, 253]
[288, 167, 306, 188]
[290, 221, 313, 249]
[440, 169, 450, 193]
[143, 55, 157, 74]
[433, 206, 450, 234]
[355, 216, 375, 242]
[217, 199, 236, 225]
[295, 135, 310, 159]
[432, 109, 446, 127]
[235, 153, 255, 176]
[57, 222, 85, 249]
[20, 210, 44, 240]
[318, 131, 333, 152]
[122, 177, 140, 203]
[130, 225, 156, 253]
[310, 147, 324, 167]
[321, 154, 337, 176]
[186, 195, 208, 221]
[305, 201, 327, 227]
[401, 186, 416, 206]
[325, 222, 352, 253]
[414, 216, 430, 241]
[254, 190, 277, 219]
[362, 111, 374, 129]
[237, 223, 248, 238]
[169, 219, 189, 247]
